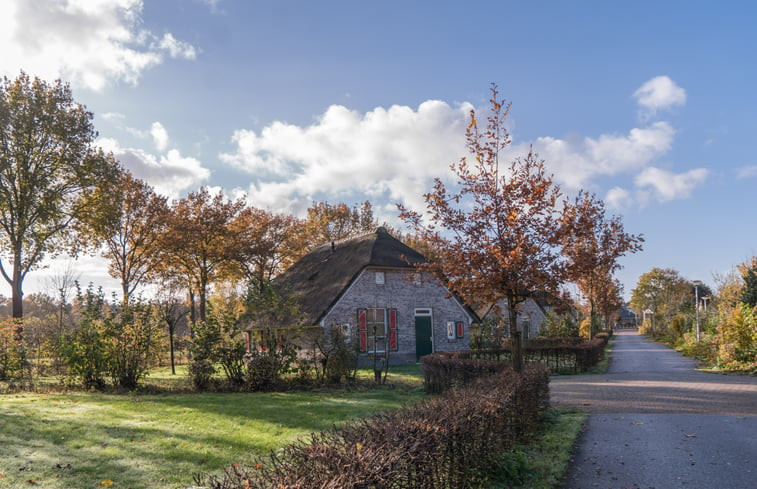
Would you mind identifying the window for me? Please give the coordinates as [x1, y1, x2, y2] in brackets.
[358, 308, 398, 353]
[375, 271, 385, 285]
[456, 321, 464, 339]
[447, 321, 455, 339]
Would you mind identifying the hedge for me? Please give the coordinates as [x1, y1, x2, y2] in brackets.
[422, 336, 608, 393]
[198, 364, 550, 489]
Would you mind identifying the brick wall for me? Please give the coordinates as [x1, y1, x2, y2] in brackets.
[321, 267, 473, 363]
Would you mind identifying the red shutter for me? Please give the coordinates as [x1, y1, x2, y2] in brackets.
[244, 332, 251, 353]
[456, 321, 464, 339]
[388, 309, 398, 351]
[358, 309, 367, 352]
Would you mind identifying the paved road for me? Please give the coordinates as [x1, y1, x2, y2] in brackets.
[551, 330, 757, 489]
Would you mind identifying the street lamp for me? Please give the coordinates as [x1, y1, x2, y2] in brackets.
[692, 280, 703, 341]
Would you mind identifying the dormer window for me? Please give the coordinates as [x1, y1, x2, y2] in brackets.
[375, 271, 385, 285]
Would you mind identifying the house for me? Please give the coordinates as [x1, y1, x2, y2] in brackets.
[617, 306, 637, 328]
[476, 297, 548, 340]
[259, 227, 478, 363]
[476, 291, 578, 340]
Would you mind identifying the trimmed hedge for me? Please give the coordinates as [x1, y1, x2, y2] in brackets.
[422, 337, 608, 393]
[198, 364, 550, 489]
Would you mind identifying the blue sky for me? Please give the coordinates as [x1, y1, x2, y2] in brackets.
[1, 0, 756, 300]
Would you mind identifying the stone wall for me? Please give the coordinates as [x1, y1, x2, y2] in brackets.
[321, 267, 473, 364]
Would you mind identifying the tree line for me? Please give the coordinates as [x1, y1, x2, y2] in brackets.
[631, 262, 757, 370]
[2, 74, 644, 381]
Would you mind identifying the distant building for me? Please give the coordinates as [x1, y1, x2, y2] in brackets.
[617, 306, 637, 328]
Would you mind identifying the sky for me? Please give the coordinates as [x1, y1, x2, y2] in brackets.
[1, 0, 756, 301]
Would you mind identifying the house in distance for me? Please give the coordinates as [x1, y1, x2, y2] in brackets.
[267, 227, 478, 363]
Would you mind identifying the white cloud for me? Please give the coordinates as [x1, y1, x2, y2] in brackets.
[605, 187, 633, 209]
[633, 76, 686, 116]
[220, 100, 472, 215]
[98, 137, 210, 198]
[150, 122, 169, 152]
[515, 121, 675, 191]
[155, 33, 197, 60]
[634, 167, 709, 202]
[220, 78, 700, 217]
[0, 0, 197, 91]
[737, 165, 757, 179]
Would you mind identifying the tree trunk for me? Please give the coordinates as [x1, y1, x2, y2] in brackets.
[169, 326, 176, 375]
[199, 286, 207, 323]
[507, 295, 523, 373]
[11, 251, 24, 321]
[188, 289, 196, 324]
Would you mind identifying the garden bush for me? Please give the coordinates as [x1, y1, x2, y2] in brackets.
[0, 319, 24, 381]
[198, 364, 550, 489]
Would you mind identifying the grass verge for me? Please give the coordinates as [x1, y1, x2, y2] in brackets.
[483, 409, 586, 489]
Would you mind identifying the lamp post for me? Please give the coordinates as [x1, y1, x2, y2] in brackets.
[693, 280, 702, 341]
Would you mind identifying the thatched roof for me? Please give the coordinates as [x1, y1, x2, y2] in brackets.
[273, 227, 426, 326]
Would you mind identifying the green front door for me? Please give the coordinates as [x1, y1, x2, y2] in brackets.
[415, 316, 433, 361]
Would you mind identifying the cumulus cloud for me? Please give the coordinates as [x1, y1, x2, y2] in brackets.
[150, 122, 169, 152]
[605, 187, 633, 209]
[634, 167, 709, 202]
[737, 165, 757, 179]
[0, 0, 197, 91]
[521, 121, 675, 191]
[633, 76, 686, 116]
[99, 136, 210, 199]
[220, 100, 472, 215]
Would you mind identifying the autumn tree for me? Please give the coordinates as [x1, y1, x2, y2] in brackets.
[154, 284, 189, 375]
[0, 72, 119, 322]
[301, 200, 376, 251]
[630, 267, 692, 337]
[228, 207, 302, 293]
[738, 257, 757, 308]
[160, 187, 244, 323]
[399, 85, 566, 373]
[85, 171, 168, 304]
[561, 191, 643, 336]
[594, 277, 625, 329]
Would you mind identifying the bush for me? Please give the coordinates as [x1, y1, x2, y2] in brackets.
[105, 302, 164, 389]
[243, 335, 298, 391]
[199, 364, 550, 489]
[0, 319, 24, 381]
[539, 312, 579, 338]
[189, 358, 216, 391]
[315, 326, 358, 384]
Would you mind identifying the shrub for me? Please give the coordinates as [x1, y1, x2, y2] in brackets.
[199, 364, 550, 489]
[105, 302, 164, 389]
[539, 312, 579, 338]
[244, 338, 298, 391]
[0, 319, 24, 381]
[718, 304, 757, 366]
[188, 358, 216, 391]
[314, 326, 358, 384]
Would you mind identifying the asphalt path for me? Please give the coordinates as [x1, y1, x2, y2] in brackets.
[551, 330, 757, 489]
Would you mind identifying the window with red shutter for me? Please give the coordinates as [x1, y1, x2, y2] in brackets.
[388, 309, 398, 351]
[456, 321, 464, 339]
[357, 309, 368, 352]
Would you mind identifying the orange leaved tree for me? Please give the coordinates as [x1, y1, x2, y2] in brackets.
[561, 191, 643, 336]
[399, 85, 566, 373]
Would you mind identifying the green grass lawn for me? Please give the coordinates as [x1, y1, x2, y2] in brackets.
[0, 361, 588, 489]
[0, 367, 424, 489]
